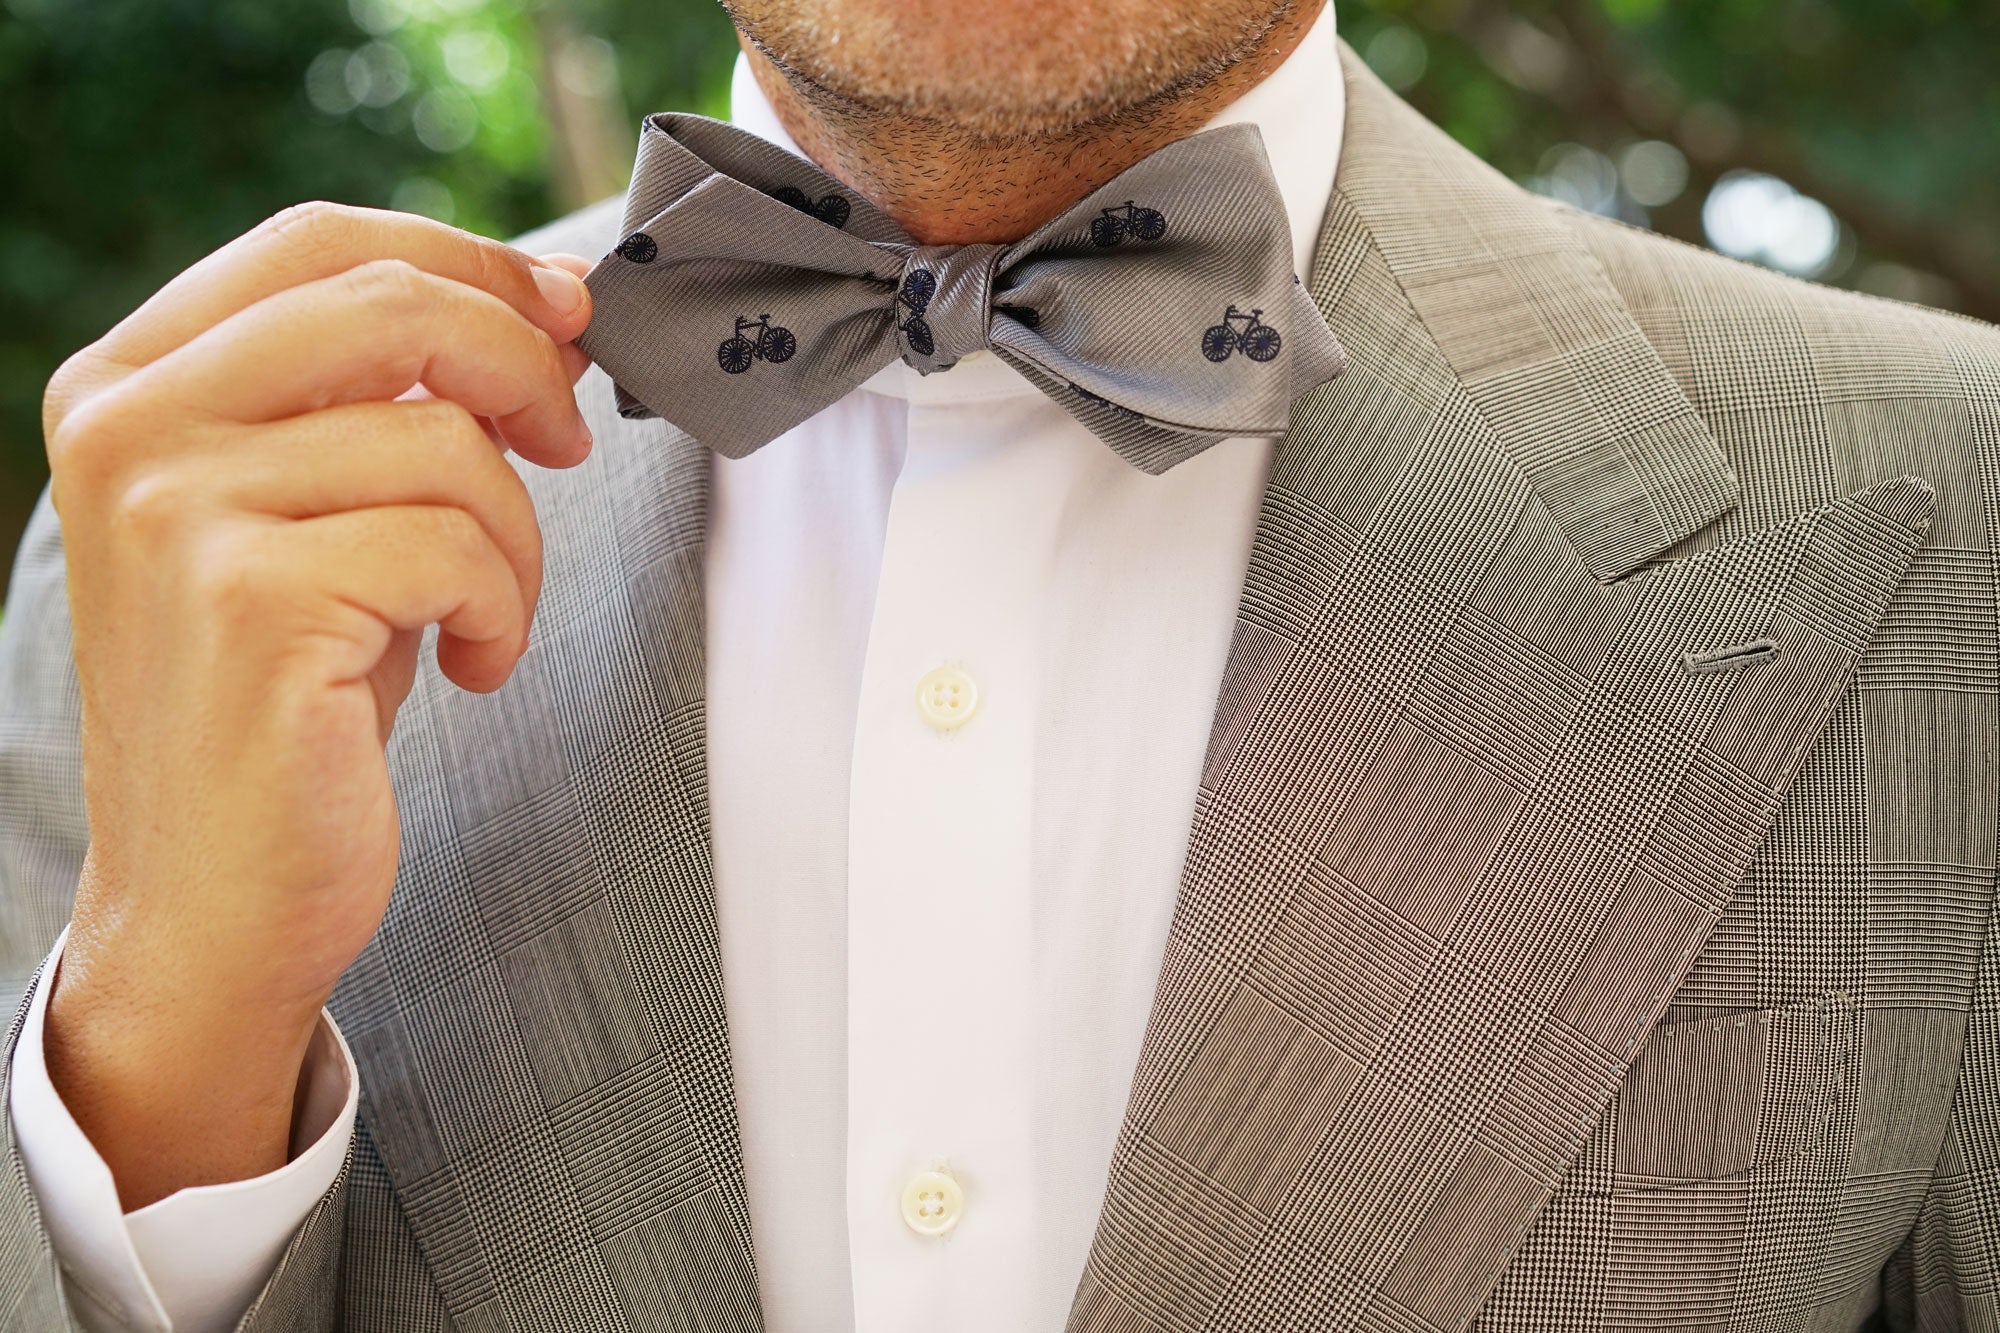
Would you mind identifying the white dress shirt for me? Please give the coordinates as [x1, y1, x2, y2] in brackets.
[6, 6, 1344, 1327]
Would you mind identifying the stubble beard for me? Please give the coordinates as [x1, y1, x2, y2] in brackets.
[720, 0, 1300, 142]
[718, 0, 1309, 243]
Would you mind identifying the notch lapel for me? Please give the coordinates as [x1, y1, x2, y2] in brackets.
[331, 363, 763, 1330]
[1065, 45, 1935, 1333]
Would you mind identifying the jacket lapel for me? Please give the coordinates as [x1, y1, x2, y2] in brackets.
[1065, 45, 1934, 1333]
[331, 363, 762, 1330]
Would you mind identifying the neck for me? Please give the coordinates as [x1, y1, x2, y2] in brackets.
[737, 4, 1323, 246]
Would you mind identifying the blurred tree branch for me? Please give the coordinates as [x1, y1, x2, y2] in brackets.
[1397, 0, 1998, 323]
[1532, 0, 2000, 322]
[535, 10, 636, 213]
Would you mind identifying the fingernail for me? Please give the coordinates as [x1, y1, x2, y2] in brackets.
[533, 265, 587, 315]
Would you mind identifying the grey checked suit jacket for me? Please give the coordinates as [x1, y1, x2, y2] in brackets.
[1, 41, 1996, 1333]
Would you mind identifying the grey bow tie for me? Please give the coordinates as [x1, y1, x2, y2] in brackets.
[577, 113, 1347, 473]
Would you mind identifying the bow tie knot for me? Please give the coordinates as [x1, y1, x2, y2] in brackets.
[578, 113, 1347, 474]
[896, 243, 1005, 372]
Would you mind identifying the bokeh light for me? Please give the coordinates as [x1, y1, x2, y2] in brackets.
[442, 30, 510, 92]
[390, 176, 457, 222]
[1364, 25, 1428, 92]
[414, 87, 480, 153]
[346, 41, 412, 109]
[1702, 170, 1843, 278]
[1617, 140, 1688, 209]
[1527, 142, 1619, 215]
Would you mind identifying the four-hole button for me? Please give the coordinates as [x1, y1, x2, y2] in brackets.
[916, 665, 979, 731]
[900, 1169, 964, 1236]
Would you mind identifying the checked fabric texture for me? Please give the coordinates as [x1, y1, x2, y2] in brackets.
[1, 40, 1998, 1333]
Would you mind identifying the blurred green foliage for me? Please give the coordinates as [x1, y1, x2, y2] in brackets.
[2, 0, 1995, 589]
[0, 0, 738, 584]
[1343, 0, 2000, 311]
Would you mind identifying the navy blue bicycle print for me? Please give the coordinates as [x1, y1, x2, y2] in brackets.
[1201, 305, 1281, 363]
[718, 313, 797, 373]
[898, 268, 938, 357]
[1091, 201, 1167, 247]
[616, 231, 658, 263]
[773, 185, 852, 229]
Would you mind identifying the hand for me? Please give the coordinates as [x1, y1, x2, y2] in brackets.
[35, 202, 594, 1209]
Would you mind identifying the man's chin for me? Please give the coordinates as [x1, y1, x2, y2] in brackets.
[722, 0, 1301, 142]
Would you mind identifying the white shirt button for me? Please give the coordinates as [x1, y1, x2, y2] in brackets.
[916, 665, 979, 730]
[900, 1169, 964, 1236]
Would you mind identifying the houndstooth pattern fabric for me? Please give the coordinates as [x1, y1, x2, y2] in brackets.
[0, 40, 1994, 1333]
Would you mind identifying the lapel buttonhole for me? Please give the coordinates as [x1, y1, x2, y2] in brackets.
[1681, 638, 1781, 675]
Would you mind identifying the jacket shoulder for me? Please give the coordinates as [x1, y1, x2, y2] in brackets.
[1562, 200, 2000, 407]
[1561, 200, 2000, 554]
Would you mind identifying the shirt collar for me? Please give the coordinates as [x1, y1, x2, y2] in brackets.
[724, 0, 1345, 405]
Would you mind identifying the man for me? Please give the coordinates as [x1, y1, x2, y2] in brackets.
[0, 0, 1994, 1327]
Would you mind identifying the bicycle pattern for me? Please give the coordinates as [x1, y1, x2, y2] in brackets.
[772, 185, 852, 230]
[616, 231, 658, 263]
[717, 313, 797, 374]
[897, 268, 938, 357]
[1090, 200, 1167, 247]
[1200, 304, 1281, 363]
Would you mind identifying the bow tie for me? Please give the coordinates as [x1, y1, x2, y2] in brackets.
[577, 113, 1347, 474]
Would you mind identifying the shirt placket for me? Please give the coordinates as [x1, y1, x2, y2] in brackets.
[844, 390, 1059, 1331]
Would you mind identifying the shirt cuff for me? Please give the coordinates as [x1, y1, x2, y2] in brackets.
[8, 926, 358, 1333]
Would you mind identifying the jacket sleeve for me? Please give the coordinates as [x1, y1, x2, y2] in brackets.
[0, 483, 351, 1329]
[1878, 864, 2000, 1329]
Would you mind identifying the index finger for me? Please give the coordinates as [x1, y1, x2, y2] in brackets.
[90, 202, 593, 374]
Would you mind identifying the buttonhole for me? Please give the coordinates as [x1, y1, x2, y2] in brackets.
[1681, 638, 1780, 675]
